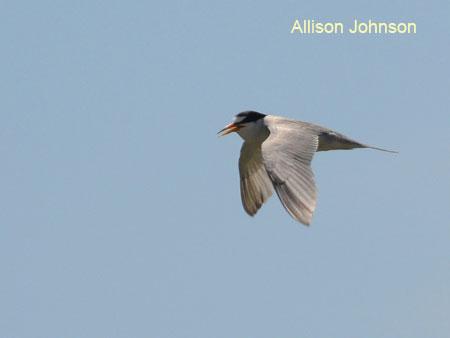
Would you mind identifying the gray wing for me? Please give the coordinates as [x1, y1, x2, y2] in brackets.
[261, 119, 319, 225]
[239, 141, 274, 216]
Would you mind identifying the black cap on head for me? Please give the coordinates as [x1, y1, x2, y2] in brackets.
[234, 111, 266, 124]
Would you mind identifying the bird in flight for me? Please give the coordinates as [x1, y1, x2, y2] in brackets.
[218, 111, 397, 226]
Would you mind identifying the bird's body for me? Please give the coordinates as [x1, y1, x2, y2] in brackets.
[219, 111, 397, 225]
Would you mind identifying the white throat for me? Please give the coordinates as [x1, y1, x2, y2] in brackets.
[236, 118, 269, 143]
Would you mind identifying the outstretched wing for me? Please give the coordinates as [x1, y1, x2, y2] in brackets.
[239, 141, 274, 216]
[261, 118, 319, 225]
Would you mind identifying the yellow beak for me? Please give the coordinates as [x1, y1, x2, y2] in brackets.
[218, 123, 242, 137]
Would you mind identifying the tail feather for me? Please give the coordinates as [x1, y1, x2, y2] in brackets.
[365, 145, 399, 153]
[318, 131, 398, 153]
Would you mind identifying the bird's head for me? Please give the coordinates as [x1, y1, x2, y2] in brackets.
[218, 111, 267, 141]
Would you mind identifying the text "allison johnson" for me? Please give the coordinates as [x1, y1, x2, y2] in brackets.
[291, 19, 417, 34]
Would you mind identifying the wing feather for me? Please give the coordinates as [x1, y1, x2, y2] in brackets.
[239, 142, 274, 216]
[261, 118, 319, 225]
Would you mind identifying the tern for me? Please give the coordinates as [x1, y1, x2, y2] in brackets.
[218, 111, 397, 225]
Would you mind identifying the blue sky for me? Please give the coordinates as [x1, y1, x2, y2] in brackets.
[1, 1, 449, 337]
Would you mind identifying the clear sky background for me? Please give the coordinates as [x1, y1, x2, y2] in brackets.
[1, 1, 449, 337]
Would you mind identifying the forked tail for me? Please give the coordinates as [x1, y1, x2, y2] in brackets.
[366, 145, 399, 153]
